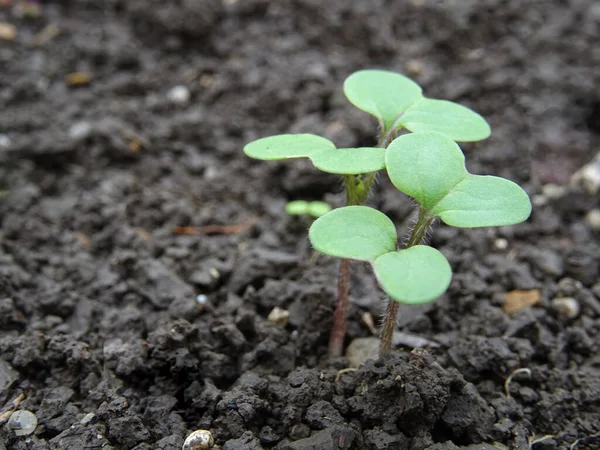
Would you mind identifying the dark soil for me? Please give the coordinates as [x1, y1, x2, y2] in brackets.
[1, 1, 599, 449]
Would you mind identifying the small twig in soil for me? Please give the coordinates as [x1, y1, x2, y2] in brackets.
[569, 431, 600, 450]
[335, 367, 357, 384]
[173, 217, 258, 236]
[0, 392, 26, 423]
[504, 367, 532, 397]
[361, 312, 378, 335]
[528, 434, 556, 448]
[392, 332, 440, 349]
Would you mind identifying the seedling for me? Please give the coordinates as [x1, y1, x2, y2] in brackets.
[285, 200, 332, 218]
[244, 69, 531, 358]
[309, 131, 531, 353]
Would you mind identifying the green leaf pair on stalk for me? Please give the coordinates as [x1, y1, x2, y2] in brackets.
[243, 70, 531, 358]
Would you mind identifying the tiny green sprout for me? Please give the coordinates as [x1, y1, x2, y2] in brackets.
[285, 200, 332, 218]
[243, 69, 530, 359]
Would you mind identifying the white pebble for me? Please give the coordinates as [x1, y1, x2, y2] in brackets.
[68, 121, 92, 141]
[267, 306, 290, 327]
[494, 238, 509, 250]
[570, 154, 600, 195]
[80, 412, 95, 425]
[532, 194, 547, 207]
[585, 209, 600, 231]
[541, 183, 567, 200]
[551, 297, 580, 319]
[168, 85, 191, 105]
[182, 429, 214, 449]
[196, 295, 208, 305]
[0, 134, 11, 148]
[7, 410, 38, 436]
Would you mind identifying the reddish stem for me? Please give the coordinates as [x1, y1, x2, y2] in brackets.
[328, 258, 351, 358]
[379, 299, 399, 356]
[379, 208, 433, 357]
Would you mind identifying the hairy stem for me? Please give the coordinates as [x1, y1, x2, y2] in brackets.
[328, 176, 364, 358]
[379, 298, 399, 356]
[329, 258, 351, 357]
[328, 128, 396, 358]
[379, 207, 432, 357]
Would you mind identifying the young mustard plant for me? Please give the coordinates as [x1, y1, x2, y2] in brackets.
[243, 69, 523, 358]
[309, 131, 531, 354]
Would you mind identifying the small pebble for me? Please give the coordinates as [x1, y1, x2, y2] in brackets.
[204, 166, 219, 180]
[551, 297, 580, 319]
[531, 194, 547, 207]
[7, 410, 37, 436]
[494, 238, 509, 250]
[68, 121, 92, 141]
[345, 337, 379, 368]
[585, 209, 600, 231]
[0, 134, 11, 148]
[405, 59, 425, 75]
[267, 306, 289, 327]
[182, 429, 214, 449]
[541, 183, 567, 200]
[66, 72, 92, 86]
[196, 295, 208, 306]
[80, 412, 95, 425]
[570, 154, 600, 195]
[168, 85, 191, 105]
[0, 23, 17, 41]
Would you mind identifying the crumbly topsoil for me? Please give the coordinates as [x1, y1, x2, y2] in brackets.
[0, 1, 599, 449]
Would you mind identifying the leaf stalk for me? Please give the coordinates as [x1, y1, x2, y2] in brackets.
[379, 207, 432, 357]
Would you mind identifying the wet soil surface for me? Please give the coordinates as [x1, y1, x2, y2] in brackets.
[1, 1, 600, 449]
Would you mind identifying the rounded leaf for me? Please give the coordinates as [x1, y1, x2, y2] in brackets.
[245, 134, 385, 175]
[400, 98, 491, 142]
[344, 70, 422, 131]
[312, 147, 386, 174]
[372, 246, 452, 305]
[386, 132, 466, 210]
[309, 206, 397, 261]
[285, 200, 309, 215]
[244, 134, 334, 160]
[306, 201, 332, 217]
[432, 176, 532, 227]
[386, 132, 532, 228]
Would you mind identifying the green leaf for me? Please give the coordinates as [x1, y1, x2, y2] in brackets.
[344, 70, 422, 131]
[432, 176, 532, 228]
[286, 200, 332, 217]
[343, 69, 490, 142]
[285, 200, 309, 215]
[400, 99, 491, 142]
[386, 132, 465, 210]
[244, 134, 385, 175]
[372, 246, 452, 305]
[309, 206, 397, 261]
[312, 147, 386, 174]
[386, 132, 532, 228]
[306, 201, 332, 217]
[244, 134, 334, 160]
